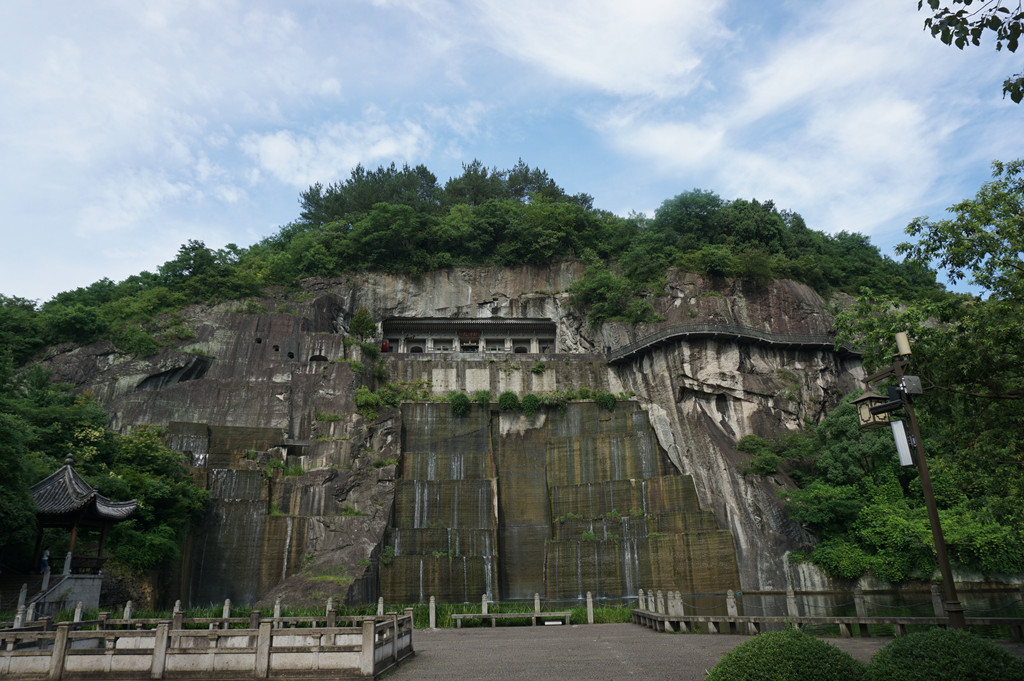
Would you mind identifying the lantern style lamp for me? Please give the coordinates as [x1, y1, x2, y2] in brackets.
[851, 391, 891, 429]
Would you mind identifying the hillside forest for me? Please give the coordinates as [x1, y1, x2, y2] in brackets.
[0, 158, 1021, 586]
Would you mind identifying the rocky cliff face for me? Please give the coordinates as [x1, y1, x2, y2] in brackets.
[44, 264, 861, 604]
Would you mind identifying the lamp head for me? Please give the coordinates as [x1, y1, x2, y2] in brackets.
[895, 331, 912, 357]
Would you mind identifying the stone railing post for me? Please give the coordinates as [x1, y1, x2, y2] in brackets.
[647, 591, 655, 612]
[656, 590, 665, 614]
[853, 587, 868, 618]
[73, 601, 83, 622]
[481, 593, 488, 615]
[359, 620, 376, 677]
[123, 600, 133, 621]
[638, 588, 645, 610]
[47, 623, 70, 681]
[676, 591, 684, 616]
[18, 583, 27, 609]
[171, 607, 183, 650]
[429, 596, 436, 630]
[931, 585, 944, 618]
[377, 597, 384, 616]
[786, 588, 799, 618]
[26, 602, 36, 624]
[273, 597, 282, 629]
[392, 612, 400, 662]
[63, 552, 72, 576]
[249, 610, 261, 629]
[222, 599, 231, 629]
[13, 605, 25, 629]
[534, 593, 541, 614]
[854, 586, 871, 636]
[151, 622, 169, 680]
[41, 567, 51, 593]
[586, 592, 594, 624]
[726, 590, 738, 617]
[255, 621, 272, 679]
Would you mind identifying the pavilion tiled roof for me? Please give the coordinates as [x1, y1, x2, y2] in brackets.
[30, 455, 137, 521]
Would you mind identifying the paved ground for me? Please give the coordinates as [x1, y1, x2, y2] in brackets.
[382, 623, 895, 681]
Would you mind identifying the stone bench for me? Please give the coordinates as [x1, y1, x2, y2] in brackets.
[452, 612, 571, 628]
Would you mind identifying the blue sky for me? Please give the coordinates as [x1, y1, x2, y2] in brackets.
[2, 0, 1021, 302]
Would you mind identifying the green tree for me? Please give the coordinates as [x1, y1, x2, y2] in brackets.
[349, 307, 376, 340]
[0, 362, 207, 572]
[919, 0, 1024, 102]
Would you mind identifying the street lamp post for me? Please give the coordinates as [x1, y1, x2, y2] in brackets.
[855, 332, 966, 629]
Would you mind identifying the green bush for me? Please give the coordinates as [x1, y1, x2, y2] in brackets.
[706, 628, 866, 681]
[448, 392, 470, 417]
[593, 391, 616, 411]
[498, 391, 520, 411]
[472, 390, 491, 406]
[521, 393, 540, 417]
[866, 628, 1024, 681]
[355, 385, 383, 421]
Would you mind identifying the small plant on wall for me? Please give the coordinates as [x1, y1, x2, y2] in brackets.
[448, 391, 470, 417]
[498, 391, 520, 411]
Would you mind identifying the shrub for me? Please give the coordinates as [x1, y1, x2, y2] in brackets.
[521, 393, 540, 417]
[498, 391, 520, 412]
[448, 392, 470, 417]
[866, 628, 1024, 681]
[355, 386, 383, 421]
[594, 391, 616, 411]
[531, 361, 546, 375]
[706, 628, 866, 681]
[472, 390, 491, 406]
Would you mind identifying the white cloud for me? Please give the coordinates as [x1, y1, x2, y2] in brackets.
[76, 170, 196, 236]
[240, 118, 433, 187]
[472, 0, 729, 97]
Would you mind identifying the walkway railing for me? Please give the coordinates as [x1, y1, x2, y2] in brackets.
[0, 609, 414, 681]
[605, 323, 858, 364]
[630, 586, 1024, 640]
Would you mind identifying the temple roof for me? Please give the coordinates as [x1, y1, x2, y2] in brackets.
[30, 455, 137, 522]
[382, 317, 556, 335]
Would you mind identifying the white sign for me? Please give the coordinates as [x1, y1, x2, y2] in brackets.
[890, 420, 914, 467]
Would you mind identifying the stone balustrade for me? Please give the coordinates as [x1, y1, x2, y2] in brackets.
[0, 610, 414, 680]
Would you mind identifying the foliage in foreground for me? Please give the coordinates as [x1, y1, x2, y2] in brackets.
[742, 160, 1024, 582]
[866, 628, 1024, 681]
[705, 628, 866, 681]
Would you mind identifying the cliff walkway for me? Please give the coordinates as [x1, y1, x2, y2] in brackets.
[605, 323, 860, 365]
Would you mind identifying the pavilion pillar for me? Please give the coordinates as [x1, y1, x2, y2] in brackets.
[68, 521, 79, 557]
[97, 525, 108, 562]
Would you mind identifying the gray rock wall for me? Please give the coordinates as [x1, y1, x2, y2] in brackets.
[43, 264, 861, 602]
